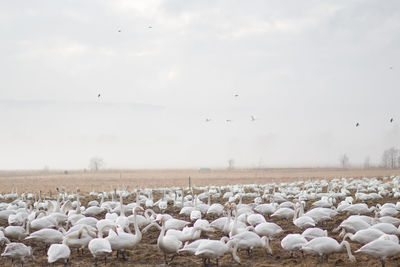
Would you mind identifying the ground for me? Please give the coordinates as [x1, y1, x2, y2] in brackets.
[1, 168, 400, 266]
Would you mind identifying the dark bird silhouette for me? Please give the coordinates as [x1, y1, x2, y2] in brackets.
[226, 119, 232, 123]
[356, 122, 360, 127]
[98, 94, 101, 98]
[205, 118, 211, 122]
[118, 30, 121, 32]
[250, 115, 256, 121]
[148, 26, 152, 29]
[390, 118, 394, 123]
[234, 94, 239, 97]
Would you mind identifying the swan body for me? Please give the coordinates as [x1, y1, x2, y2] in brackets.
[207, 203, 224, 216]
[370, 223, 400, 235]
[4, 225, 29, 241]
[1, 242, 32, 265]
[344, 203, 375, 215]
[378, 216, 400, 226]
[281, 234, 307, 253]
[47, 239, 71, 264]
[25, 228, 64, 245]
[343, 228, 386, 245]
[271, 208, 294, 220]
[64, 225, 97, 249]
[252, 222, 283, 239]
[254, 203, 277, 216]
[106, 207, 143, 251]
[231, 231, 272, 254]
[195, 239, 241, 264]
[88, 224, 117, 264]
[158, 218, 183, 264]
[356, 239, 400, 267]
[301, 228, 327, 240]
[247, 214, 266, 226]
[165, 218, 190, 230]
[301, 237, 355, 262]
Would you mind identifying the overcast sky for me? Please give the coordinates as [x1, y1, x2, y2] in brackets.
[0, 0, 399, 170]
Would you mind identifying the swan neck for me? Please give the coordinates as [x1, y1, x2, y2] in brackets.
[340, 240, 354, 261]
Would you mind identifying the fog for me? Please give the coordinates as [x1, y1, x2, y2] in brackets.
[0, 1, 399, 169]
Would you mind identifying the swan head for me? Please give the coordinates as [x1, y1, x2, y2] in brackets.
[133, 206, 144, 214]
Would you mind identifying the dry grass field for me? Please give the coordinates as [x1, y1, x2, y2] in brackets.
[0, 167, 399, 194]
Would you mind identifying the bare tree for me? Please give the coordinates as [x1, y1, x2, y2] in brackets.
[382, 147, 399, 169]
[228, 158, 235, 170]
[363, 156, 370, 169]
[340, 154, 350, 169]
[89, 157, 105, 171]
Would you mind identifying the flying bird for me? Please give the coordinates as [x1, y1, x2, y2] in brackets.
[148, 26, 152, 29]
[234, 94, 239, 97]
[97, 94, 101, 98]
[390, 118, 394, 123]
[205, 118, 211, 122]
[250, 115, 256, 121]
[226, 119, 232, 123]
[118, 29, 121, 32]
[356, 122, 360, 127]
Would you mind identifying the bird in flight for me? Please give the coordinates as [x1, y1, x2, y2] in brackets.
[118, 29, 121, 32]
[234, 94, 239, 97]
[205, 118, 211, 122]
[390, 118, 394, 123]
[250, 115, 256, 121]
[356, 122, 360, 127]
[98, 94, 101, 98]
[226, 119, 232, 123]
[148, 26, 152, 29]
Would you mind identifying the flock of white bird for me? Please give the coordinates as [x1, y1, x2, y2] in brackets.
[1, 175, 400, 266]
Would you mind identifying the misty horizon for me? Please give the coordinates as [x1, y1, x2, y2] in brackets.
[1, 1, 399, 170]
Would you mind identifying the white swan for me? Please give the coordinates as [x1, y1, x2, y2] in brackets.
[343, 228, 386, 245]
[281, 234, 307, 255]
[157, 217, 182, 265]
[249, 222, 283, 239]
[301, 237, 355, 263]
[47, 238, 71, 265]
[115, 194, 129, 232]
[271, 208, 294, 220]
[3, 220, 30, 241]
[179, 237, 230, 255]
[207, 203, 224, 216]
[293, 205, 315, 229]
[356, 238, 400, 267]
[1, 242, 32, 266]
[247, 213, 266, 226]
[195, 239, 241, 265]
[106, 207, 143, 258]
[25, 228, 64, 245]
[370, 223, 400, 235]
[231, 230, 272, 255]
[254, 203, 277, 216]
[301, 228, 327, 240]
[64, 225, 97, 252]
[190, 196, 202, 222]
[88, 223, 117, 265]
[344, 203, 376, 215]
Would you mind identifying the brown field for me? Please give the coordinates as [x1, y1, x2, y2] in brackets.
[0, 167, 399, 194]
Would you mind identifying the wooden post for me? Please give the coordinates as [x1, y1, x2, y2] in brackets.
[188, 176, 191, 191]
